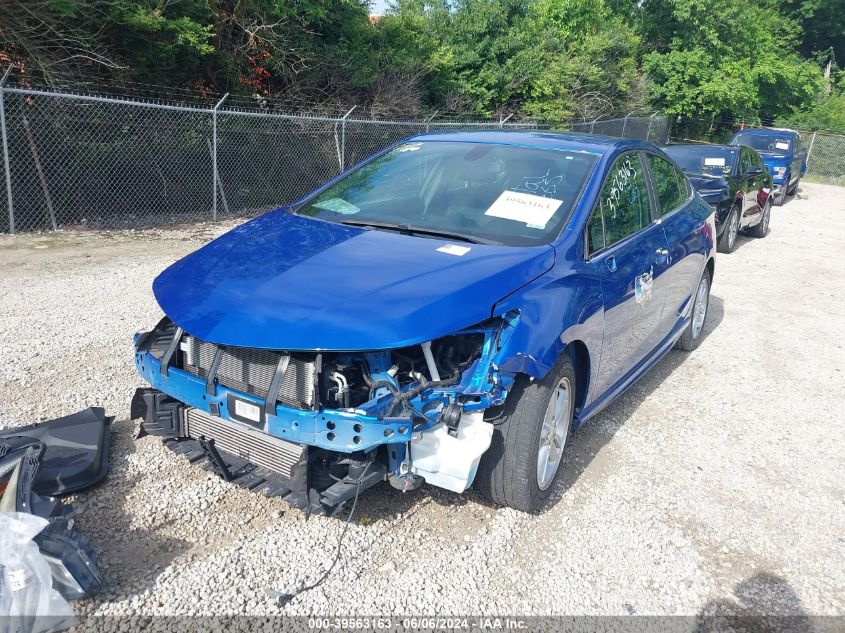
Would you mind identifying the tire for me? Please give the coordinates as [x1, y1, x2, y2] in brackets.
[475, 352, 575, 512]
[787, 177, 800, 196]
[775, 183, 787, 206]
[717, 204, 740, 254]
[676, 269, 711, 352]
[749, 197, 771, 239]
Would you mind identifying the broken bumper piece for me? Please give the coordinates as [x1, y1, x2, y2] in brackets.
[0, 409, 109, 601]
[133, 390, 386, 514]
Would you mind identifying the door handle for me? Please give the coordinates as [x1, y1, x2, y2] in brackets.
[605, 256, 617, 273]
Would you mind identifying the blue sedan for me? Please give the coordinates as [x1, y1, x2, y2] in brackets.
[132, 131, 716, 513]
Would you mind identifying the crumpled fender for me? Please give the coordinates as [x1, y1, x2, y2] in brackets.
[492, 249, 604, 404]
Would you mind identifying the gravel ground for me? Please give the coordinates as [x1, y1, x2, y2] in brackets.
[0, 183, 843, 618]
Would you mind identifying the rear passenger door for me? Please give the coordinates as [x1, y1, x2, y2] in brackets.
[587, 152, 672, 395]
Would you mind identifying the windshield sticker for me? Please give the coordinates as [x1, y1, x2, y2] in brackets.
[775, 142, 790, 151]
[393, 142, 423, 153]
[703, 157, 726, 166]
[484, 191, 563, 229]
[313, 198, 360, 215]
[436, 244, 471, 256]
[512, 169, 563, 197]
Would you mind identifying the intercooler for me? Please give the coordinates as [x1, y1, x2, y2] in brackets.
[182, 407, 304, 479]
[180, 335, 316, 409]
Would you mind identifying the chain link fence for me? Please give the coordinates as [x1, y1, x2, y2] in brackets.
[803, 130, 845, 185]
[0, 81, 670, 233]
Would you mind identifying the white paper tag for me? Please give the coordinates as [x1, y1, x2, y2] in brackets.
[775, 142, 790, 150]
[484, 191, 563, 229]
[436, 244, 471, 256]
[234, 399, 261, 422]
[703, 157, 726, 166]
[313, 198, 360, 215]
[5, 567, 32, 591]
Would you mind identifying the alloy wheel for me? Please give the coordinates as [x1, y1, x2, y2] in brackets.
[691, 275, 710, 339]
[727, 208, 739, 250]
[537, 377, 572, 490]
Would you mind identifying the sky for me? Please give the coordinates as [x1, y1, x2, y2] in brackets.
[370, 0, 392, 15]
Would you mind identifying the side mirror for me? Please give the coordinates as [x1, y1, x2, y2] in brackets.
[746, 166, 763, 176]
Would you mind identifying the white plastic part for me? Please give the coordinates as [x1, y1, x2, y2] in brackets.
[409, 411, 494, 493]
[0, 512, 76, 630]
[420, 341, 441, 382]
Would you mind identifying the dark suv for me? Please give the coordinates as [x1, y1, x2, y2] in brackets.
[663, 143, 772, 253]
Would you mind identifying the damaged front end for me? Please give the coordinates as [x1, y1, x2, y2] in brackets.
[132, 311, 520, 514]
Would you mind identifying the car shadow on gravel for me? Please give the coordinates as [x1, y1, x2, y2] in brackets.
[540, 293, 726, 510]
[72, 418, 191, 611]
[695, 572, 819, 632]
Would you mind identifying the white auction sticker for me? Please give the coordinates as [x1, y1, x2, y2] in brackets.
[234, 399, 261, 422]
[484, 191, 563, 229]
[775, 142, 790, 150]
[703, 157, 726, 166]
[436, 244, 471, 256]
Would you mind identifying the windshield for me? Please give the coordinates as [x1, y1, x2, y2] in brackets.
[732, 132, 792, 154]
[294, 141, 598, 246]
[663, 146, 737, 177]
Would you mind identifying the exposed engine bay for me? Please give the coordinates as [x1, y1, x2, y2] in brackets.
[133, 311, 521, 513]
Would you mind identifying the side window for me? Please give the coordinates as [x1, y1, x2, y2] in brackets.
[646, 154, 688, 215]
[739, 149, 753, 174]
[587, 207, 604, 254]
[599, 154, 653, 248]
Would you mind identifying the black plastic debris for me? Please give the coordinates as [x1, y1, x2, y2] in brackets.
[0, 408, 110, 602]
[0, 407, 112, 496]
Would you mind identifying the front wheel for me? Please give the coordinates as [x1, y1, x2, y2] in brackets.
[718, 204, 740, 254]
[676, 270, 711, 352]
[787, 177, 800, 196]
[750, 198, 771, 238]
[475, 353, 575, 512]
[775, 184, 787, 206]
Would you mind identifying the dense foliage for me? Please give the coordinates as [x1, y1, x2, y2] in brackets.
[0, 0, 842, 129]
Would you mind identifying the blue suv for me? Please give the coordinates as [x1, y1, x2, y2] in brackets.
[133, 132, 716, 513]
[729, 128, 807, 205]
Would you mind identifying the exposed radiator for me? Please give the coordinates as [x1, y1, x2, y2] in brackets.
[183, 407, 304, 479]
[181, 335, 316, 408]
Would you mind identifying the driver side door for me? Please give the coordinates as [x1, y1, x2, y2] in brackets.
[587, 152, 672, 396]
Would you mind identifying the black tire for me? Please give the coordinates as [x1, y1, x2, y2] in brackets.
[775, 184, 787, 206]
[787, 177, 800, 196]
[475, 352, 575, 512]
[749, 197, 771, 238]
[717, 204, 740, 254]
[676, 268, 711, 352]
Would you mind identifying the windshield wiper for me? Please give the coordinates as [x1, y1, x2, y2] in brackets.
[338, 219, 500, 245]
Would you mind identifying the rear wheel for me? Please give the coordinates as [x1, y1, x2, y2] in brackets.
[718, 204, 740, 254]
[475, 352, 575, 512]
[676, 270, 711, 352]
[750, 198, 771, 238]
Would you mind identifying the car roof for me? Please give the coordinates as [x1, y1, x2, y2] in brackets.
[733, 127, 797, 137]
[664, 143, 738, 152]
[405, 130, 650, 155]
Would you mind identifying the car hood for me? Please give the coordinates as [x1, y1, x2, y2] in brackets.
[687, 174, 729, 192]
[153, 209, 555, 351]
